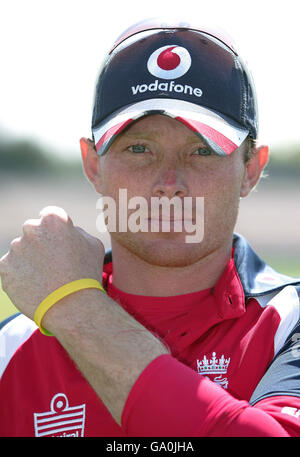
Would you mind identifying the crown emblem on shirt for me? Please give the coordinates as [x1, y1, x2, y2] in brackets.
[197, 352, 230, 375]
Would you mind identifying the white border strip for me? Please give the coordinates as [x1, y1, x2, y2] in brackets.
[0, 314, 37, 379]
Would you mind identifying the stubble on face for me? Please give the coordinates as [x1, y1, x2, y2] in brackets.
[98, 115, 247, 269]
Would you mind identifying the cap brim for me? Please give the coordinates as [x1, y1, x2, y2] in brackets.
[92, 99, 249, 156]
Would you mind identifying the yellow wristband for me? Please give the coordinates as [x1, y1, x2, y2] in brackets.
[34, 278, 107, 336]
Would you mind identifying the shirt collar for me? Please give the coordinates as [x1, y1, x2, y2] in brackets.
[102, 248, 246, 324]
[232, 233, 300, 297]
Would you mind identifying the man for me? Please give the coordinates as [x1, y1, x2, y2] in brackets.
[1, 19, 300, 437]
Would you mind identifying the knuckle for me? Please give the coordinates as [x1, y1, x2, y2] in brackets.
[0, 272, 8, 287]
[40, 213, 70, 231]
[74, 226, 91, 239]
[0, 255, 10, 284]
[0, 278, 7, 293]
[40, 213, 57, 226]
[10, 236, 22, 249]
[0, 251, 9, 264]
[40, 215, 65, 233]
[0, 260, 7, 277]
[23, 218, 39, 227]
[97, 238, 105, 253]
[40, 206, 70, 225]
[22, 218, 40, 235]
[75, 227, 104, 248]
[74, 225, 85, 234]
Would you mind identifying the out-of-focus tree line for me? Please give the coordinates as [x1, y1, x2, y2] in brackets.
[0, 133, 82, 176]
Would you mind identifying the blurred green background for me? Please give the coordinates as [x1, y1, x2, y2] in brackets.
[0, 132, 300, 321]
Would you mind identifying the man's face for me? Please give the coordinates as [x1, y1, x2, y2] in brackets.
[92, 114, 251, 268]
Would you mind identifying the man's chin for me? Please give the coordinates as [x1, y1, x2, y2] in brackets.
[110, 232, 205, 268]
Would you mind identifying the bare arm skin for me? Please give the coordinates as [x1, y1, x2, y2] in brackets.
[43, 287, 168, 424]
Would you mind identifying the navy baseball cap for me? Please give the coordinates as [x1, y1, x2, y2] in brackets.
[92, 19, 258, 157]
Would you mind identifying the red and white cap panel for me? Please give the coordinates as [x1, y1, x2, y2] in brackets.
[93, 99, 249, 157]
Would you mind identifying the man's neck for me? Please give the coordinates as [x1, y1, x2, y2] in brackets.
[108, 239, 233, 297]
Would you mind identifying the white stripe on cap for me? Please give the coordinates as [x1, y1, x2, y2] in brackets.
[92, 98, 249, 151]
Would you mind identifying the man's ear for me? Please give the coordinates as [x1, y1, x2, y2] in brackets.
[80, 137, 103, 194]
[240, 145, 269, 198]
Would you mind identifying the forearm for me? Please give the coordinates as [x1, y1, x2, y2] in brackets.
[42, 289, 169, 425]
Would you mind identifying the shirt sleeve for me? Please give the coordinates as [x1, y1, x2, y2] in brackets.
[250, 321, 300, 403]
[121, 354, 292, 437]
[248, 321, 300, 435]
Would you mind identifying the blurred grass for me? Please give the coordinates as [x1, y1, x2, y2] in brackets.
[1, 259, 299, 322]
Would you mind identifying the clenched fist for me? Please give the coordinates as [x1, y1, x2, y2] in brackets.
[0, 206, 105, 321]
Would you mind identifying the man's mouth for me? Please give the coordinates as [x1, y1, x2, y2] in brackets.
[146, 218, 195, 231]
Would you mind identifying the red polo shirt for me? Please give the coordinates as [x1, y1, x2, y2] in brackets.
[1, 256, 300, 436]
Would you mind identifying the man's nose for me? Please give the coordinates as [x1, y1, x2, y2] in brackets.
[152, 167, 188, 199]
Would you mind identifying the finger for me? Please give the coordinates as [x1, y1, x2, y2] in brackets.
[74, 226, 92, 237]
[22, 218, 41, 236]
[96, 237, 105, 254]
[0, 251, 9, 275]
[0, 237, 22, 277]
[39, 206, 73, 226]
[74, 226, 105, 258]
[10, 236, 22, 249]
[94, 236, 106, 259]
[75, 226, 105, 248]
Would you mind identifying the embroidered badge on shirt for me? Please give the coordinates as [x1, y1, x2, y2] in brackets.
[196, 352, 231, 389]
[33, 393, 86, 437]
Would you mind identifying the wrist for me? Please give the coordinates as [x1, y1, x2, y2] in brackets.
[42, 287, 104, 336]
[41, 285, 169, 425]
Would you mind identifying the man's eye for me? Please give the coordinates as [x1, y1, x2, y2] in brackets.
[193, 147, 212, 156]
[128, 144, 149, 154]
